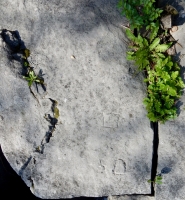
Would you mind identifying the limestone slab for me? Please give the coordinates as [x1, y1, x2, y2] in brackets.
[156, 116, 185, 200]
[0, 0, 153, 198]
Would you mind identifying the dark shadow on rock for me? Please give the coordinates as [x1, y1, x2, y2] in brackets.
[179, 65, 185, 82]
[0, 145, 40, 199]
[176, 100, 183, 116]
[18, 156, 32, 176]
[45, 126, 53, 143]
[161, 166, 172, 174]
[25, 0, 128, 54]
[1, 29, 26, 52]
[48, 0, 126, 34]
[1, 29, 46, 93]
[1, 29, 28, 76]
[37, 69, 46, 92]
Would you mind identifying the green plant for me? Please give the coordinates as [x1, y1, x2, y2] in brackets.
[126, 29, 172, 70]
[125, 29, 184, 122]
[119, 1, 185, 123]
[143, 57, 184, 123]
[148, 174, 163, 185]
[23, 71, 41, 87]
[118, 0, 163, 30]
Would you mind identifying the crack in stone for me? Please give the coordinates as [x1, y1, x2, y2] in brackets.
[150, 122, 159, 196]
[35, 98, 60, 154]
[0, 28, 60, 155]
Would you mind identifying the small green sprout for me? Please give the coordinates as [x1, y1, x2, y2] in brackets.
[23, 71, 41, 87]
[24, 61, 29, 67]
[148, 174, 163, 185]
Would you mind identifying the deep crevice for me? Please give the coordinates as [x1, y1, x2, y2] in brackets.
[35, 98, 59, 154]
[150, 122, 159, 196]
[133, 23, 159, 198]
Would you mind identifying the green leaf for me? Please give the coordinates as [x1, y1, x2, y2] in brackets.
[167, 61, 173, 68]
[117, 0, 124, 8]
[28, 81, 33, 87]
[157, 53, 165, 58]
[24, 62, 29, 67]
[149, 23, 159, 42]
[154, 101, 161, 112]
[136, 34, 144, 47]
[171, 71, 179, 79]
[168, 87, 177, 96]
[156, 176, 162, 180]
[147, 112, 157, 122]
[23, 76, 31, 81]
[127, 51, 134, 55]
[126, 51, 135, 60]
[143, 98, 149, 105]
[173, 62, 180, 71]
[156, 181, 163, 184]
[165, 99, 174, 109]
[126, 29, 136, 41]
[155, 43, 171, 52]
[149, 37, 160, 50]
[143, 38, 149, 46]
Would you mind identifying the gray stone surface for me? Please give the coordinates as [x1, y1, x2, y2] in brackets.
[108, 195, 155, 200]
[156, 121, 185, 200]
[0, 1, 153, 198]
[156, 1, 185, 200]
[161, 15, 172, 29]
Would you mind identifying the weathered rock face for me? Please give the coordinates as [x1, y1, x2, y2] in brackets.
[0, 1, 153, 198]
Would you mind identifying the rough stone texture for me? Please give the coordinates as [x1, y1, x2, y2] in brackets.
[161, 15, 172, 29]
[0, 1, 153, 198]
[108, 195, 155, 200]
[156, 1, 185, 200]
[157, 118, 185, 200]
